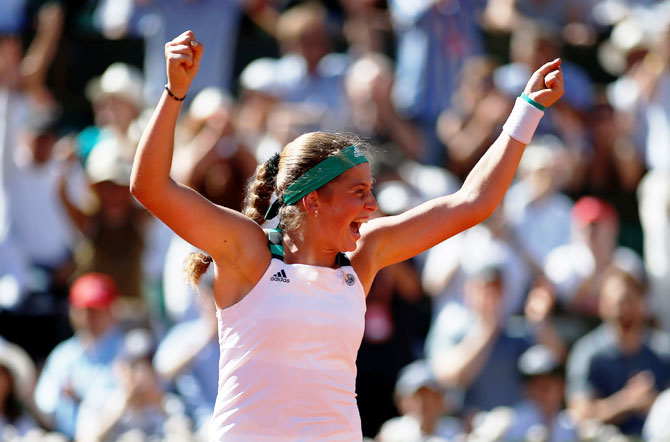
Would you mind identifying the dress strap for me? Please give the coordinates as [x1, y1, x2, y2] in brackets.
[265, 229, 351, 267]
[267, 228, 284, 260]
[335, 252, 352, 267]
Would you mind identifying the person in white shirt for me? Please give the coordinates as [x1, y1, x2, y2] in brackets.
[130, 29, 563, 440]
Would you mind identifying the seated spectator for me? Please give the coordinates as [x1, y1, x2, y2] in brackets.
[504, 135, 574, 276]
[344, 53, 424, 162]
[493, 19, 594, 114]
[4, 112, 87, 299]
[0, 337, 39, 437]
[544, 196, 645, 338]
[421, 204, 531, 321]
[503, 345, 578, 441]
[388, 0, 485, 165]
[34, 273, 126, 438]
[79, 62, 145, 164]
[425, 264, 565, 419]
[376, 359, 463, 442]
[566, 265, 670, 436]
[76, 328, 178, 442]
[272, 2, 351, 130]
[436, 56, 510, 180]
[60, 136, 147, 309]
[153, 278, 219, 433]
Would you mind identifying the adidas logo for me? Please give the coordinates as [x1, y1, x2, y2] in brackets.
[270, 269, 290, 283]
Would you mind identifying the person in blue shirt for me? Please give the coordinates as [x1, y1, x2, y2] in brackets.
[389, 0, 486, 165]
[34, 273, 125, 438]
[566, 265, 670, 436]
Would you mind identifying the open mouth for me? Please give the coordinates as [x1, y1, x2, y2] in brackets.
[350, 218, 367, 237]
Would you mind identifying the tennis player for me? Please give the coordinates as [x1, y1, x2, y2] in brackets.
[130, 30, 563, 441]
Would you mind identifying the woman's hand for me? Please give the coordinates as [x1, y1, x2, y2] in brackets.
[523, 58, 564, 108]
[164, 30, 203, 98]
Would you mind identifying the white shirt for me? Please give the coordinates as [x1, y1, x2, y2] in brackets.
[211, 258, 366, 441]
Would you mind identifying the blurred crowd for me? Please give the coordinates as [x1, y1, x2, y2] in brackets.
[1, 0, 670, 441]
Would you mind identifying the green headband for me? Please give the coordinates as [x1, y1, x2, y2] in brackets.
[264, 145, 368, 220]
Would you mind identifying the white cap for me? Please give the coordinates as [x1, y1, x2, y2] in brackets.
[188, 87, 233, 121]
[239, 58, 280, 96]
[85, 137, 133, 186]
[86, 62, 145, 110]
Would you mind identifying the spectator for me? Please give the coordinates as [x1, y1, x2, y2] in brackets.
[565, 266, 670, 436]
[153, 282, 219, 433]
[504, 135, 574, 276]
[173, 87, 256, 212]
[544, 196, 645, 336]
[388, 0, 486, 165]
[340, 0, 394, 59]
[3, 113, 85, 299]
[425, 263, 565, 419]
[344, 53, 424, 161]
[34, 273, 126, 438]
[94, 0, 278, 103]
[376, 359, 463, 442]
[273, 2, 351, 130]
[356, 255, 431, 437]
[80, 62, 145, 164]
[76, 328, 176, 442]
[502, 345, 578, 441]
[494, 19, 594, 114]
[632, 23, 670, 332]
[60, 136, 147, 310]
[436, 55, 511, 180]
[421, 204, 530, 319]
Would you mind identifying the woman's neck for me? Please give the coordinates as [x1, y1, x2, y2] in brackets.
[282, 229, 339, 268]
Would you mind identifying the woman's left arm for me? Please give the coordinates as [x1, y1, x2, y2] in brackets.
[354, 59, 563, 283]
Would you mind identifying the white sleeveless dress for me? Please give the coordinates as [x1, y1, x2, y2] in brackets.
[210, 257, 366, 441]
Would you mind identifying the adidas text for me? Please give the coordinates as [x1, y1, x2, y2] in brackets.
[270, 269, 290, 283]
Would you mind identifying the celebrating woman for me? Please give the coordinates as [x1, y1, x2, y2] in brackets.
[131, 30, 563, 441]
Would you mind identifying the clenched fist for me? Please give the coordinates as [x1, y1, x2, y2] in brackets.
[523, 58, 564, 108]
[165, 30, 204, 99]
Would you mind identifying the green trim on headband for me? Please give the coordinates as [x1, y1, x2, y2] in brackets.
[521, 92, 546, 112]
[283, 145, 368, 206]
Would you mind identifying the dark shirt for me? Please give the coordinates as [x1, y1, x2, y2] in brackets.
[425, 303, 533, 412]
[566, 323, 670, 435]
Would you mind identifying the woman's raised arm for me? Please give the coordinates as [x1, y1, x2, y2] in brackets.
[130, 31, 267, 269]
[354, 59, 564, 284]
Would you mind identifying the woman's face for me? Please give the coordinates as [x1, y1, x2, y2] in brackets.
[313, 163, 378, 252]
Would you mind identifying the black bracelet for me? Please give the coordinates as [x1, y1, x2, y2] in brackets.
[164, 84, 186, 102]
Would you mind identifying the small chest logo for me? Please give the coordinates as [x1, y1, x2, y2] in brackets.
[344, 273, 356, 286]
[270, 269, 290, 283]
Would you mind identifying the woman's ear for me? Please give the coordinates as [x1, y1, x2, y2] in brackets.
[302, 191, 319, 216]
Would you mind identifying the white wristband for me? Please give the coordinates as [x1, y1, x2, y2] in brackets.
[502, 96, 545, 145]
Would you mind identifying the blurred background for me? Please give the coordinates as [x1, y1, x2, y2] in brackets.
[1, 0, 670, 440]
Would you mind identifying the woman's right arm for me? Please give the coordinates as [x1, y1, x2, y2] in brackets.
[130, 31, 268, 280]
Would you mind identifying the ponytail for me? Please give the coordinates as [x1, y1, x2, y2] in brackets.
[243, 153, 280, 225]
[183, 251, 213, 291]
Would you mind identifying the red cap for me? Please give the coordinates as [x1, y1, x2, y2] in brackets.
[69, 273, 119, 310]
[572, 196, 618, 227]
